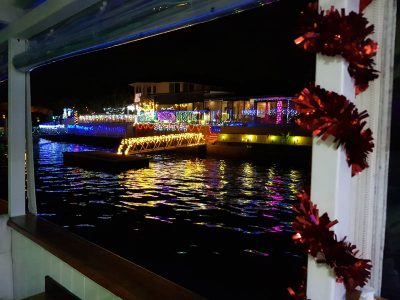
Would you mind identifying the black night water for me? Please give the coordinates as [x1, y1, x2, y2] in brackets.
[2, 139, 309, 299]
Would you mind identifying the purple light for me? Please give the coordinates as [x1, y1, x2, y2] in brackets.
[157, 111, 176, 122]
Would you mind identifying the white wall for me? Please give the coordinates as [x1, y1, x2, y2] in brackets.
[0, 215, 13, 300]
[11, 230, 121, 300]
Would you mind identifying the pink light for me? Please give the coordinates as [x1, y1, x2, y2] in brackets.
[268, 225, 283, 233]
[276, 101, 283, 124]
[271, 194, 284, 201]
[262, 214, 275, 219]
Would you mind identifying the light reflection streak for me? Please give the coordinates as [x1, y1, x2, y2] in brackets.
[244, 249, 269, 257]
[241, 162, 255, 191]
[97, 216, 112, 220]
[145, 215, 175, 224]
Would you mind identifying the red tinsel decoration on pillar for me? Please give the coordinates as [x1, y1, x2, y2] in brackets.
[292, 190, 372, 291]
[288, 1, 378, 298]
[293, 84, 374, 176]
[294, 3, 378, 94]
[360, 0, 373, 12]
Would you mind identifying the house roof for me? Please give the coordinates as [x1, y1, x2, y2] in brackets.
[0, 0, 279, 81]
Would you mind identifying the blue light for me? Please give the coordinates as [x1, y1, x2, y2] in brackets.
[67, 124, 94, 132]
[223, 122, 244, 127]
[63, 124, 127, 137]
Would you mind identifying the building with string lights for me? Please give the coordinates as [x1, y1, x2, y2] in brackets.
[128, 81, 297, 125]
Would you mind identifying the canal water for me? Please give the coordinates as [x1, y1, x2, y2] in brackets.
[2, 139, 310, 299]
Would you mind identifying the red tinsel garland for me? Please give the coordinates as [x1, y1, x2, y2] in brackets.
[294, 3, 378, 94]
[293, 84, 374, 176]
[288, 1, 377, 298]
[360, 0, 373, 12]
[292, 190, 372, 291]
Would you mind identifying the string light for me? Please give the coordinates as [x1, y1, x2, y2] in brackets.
[136, 123, 155, 131]
[187, 125, 204, 133]
[138, 112, 157, 123]
[118, 133, 205, 155]
[276, 101, 283, 124]
[76, 100, 297, 125]
[157, 111, 176, 122]
[176, 111, 200, 123]
[79, 114, 135, 123]
[252, 97, 293, 102]
[242, 109, 259, 116]
[38, 124, 68, 135]
[73, 111, 79, 125]
[67, 124, 126, 137]
[136, 123, 206, 133]
[154, 123, 187, 132]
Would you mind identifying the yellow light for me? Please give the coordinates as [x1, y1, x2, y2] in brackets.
[291, 136, 303, 145]
[117, 133, 205, 155]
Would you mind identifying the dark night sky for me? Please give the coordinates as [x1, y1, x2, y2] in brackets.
[1, 0, 314, 111]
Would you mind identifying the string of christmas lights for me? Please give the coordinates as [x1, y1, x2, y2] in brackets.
[136, 123, 155, 131]
[117, 133, 205, 155]
[79, 114, 135, 123]
[154, 123, 187, 132]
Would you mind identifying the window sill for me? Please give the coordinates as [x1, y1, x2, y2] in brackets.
[8, 214, 203, 300]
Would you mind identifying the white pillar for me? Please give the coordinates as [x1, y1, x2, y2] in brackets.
[307, 1, 359, 299]
[26, 72, 37, 214]
[351, 0, 396, 294]
[8, 38, 27, 217]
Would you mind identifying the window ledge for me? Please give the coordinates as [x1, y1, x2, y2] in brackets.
[8, 214, 203, 300]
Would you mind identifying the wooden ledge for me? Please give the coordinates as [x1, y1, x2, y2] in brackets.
[8, 214, 203, 300]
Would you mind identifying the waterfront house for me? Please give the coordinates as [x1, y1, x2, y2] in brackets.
[0, 0, 396, 299]
[129, 81, 297, 125]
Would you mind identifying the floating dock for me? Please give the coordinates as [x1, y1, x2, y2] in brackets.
[63, 151, 149, 172]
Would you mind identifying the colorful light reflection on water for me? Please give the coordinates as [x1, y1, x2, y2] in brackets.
[33, 138, 308, 299]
